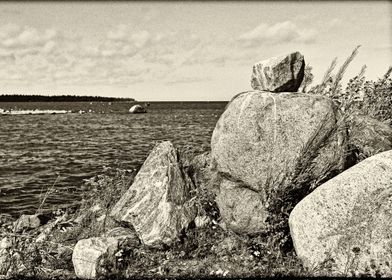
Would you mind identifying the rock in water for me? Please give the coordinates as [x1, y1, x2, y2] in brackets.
[110, 141, 196, 246]
[129, 104, 147, 113]
[289, 150, 392, 277]
[211, 90, 346, 233]
[251, 52, 305, 92]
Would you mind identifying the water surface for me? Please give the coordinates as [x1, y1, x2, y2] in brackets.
[0, 101, 226, 216]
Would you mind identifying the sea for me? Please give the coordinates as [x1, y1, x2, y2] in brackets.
[0, 101, 227, 217]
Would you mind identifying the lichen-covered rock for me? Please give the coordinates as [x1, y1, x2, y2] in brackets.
[211, 90, 346, 233]
[72, 237, 123, 279]
[250, 52, 304, 92]
[14, 214, 41, 233]
[212, 91, 344, 191]
[216, 178, 267, 234]
[349, 115, 392, 159]
[0, 238, 11, 275]
[110, 141, 196, 246]
[289, 150, 392, 277]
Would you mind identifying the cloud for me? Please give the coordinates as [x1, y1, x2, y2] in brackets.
[237, 21, 317, 47]
[0, 23, 206, 87]
[166, 76, 211, 85]
[328, 18, 343, 28]
[0, 25, 57, 49]
[0, 8, 21, 16]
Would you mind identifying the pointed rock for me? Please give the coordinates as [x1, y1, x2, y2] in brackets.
[110, 141, 196, 246]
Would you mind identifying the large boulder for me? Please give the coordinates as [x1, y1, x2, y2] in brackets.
[348, 115, 392, 159]
[211, 91, 346, 233]
[289, 150, 392, 277]
[0, 238, 11, 275]
[110, 141, 196, 246]
[250, 52, 305, 92]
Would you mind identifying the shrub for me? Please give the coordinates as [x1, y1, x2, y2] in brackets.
[307, 46, 391, 125]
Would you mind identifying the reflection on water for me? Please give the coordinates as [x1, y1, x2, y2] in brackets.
[0, 101, 226, 216]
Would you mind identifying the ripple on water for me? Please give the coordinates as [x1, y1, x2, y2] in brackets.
[0, 101, 226, 216]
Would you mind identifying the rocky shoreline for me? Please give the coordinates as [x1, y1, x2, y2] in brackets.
[1, 51, 391, 279]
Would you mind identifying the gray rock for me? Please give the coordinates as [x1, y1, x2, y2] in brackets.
[72, 236, 125, 279]
[0, 238, 11, 276]
[289, 150, 392, 277]
[110, 141, 197, 246]
[216, 178, 267, 234]
[129, 105, 147, 114]
[190, 152, 212, 189]
[211, 90, 346, 234]
[212, 90, 344, 191]
[190, 152, 220, 193]
[251, 52, 305, 92]
[14, 214, 41, 233]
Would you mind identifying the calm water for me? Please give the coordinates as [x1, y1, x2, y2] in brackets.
[0, 101, 226, 216]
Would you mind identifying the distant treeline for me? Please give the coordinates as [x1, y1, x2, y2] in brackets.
[0, 95, 135, 102]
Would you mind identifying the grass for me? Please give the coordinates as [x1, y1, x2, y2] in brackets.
[308, 46, 392, 126]
[0, 153, 308, 279]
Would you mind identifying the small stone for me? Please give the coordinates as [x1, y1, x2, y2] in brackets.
[0, 238, 11, 250]
[14, 214, 41, 233]
[72, 236, 128, 279]
[194, 215, 210, 228]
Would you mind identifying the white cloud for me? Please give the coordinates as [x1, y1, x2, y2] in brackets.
[238, 21, 317, 47]
[107, 24, 128, 41]
[0, 23, 230, 87]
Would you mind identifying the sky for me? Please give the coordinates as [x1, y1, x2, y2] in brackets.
[0, 1, 390, 101]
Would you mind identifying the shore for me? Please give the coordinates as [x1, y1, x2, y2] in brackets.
[0, 164, 305, 279]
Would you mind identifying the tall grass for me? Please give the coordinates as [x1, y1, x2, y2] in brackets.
[307, 46, 392, 125]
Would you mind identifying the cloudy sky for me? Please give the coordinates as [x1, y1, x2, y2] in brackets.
[0, 1, 390, 101]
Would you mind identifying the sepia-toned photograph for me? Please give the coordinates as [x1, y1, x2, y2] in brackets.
[0, 1, 391, 279]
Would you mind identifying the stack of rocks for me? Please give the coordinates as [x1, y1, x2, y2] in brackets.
[211, 51, 346, 234]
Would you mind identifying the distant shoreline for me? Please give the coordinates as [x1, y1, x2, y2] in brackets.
[0, 95, 135, 102]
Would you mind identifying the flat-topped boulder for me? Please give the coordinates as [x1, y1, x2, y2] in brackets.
[211, 90, 346, 233]
[110, 141, 196, 246]
[289, 150, 392, 277]
[251, 52, 305, 92]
